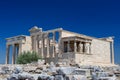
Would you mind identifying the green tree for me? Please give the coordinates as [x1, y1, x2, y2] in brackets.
[16, 51, 42, 64]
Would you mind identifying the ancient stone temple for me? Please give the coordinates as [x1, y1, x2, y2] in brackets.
[5, 26, 114, 65]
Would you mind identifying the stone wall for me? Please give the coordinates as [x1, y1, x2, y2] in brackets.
[21, 36, 32, 53]
[91, 39, 111, 63]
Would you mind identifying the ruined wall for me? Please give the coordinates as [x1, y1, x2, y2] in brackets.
[75, 39, 111, 64]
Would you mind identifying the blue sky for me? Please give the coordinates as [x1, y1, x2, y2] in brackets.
[0, 0, 120, 64]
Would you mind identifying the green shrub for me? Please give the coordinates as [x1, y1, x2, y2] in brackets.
[16, 51, 42, 64]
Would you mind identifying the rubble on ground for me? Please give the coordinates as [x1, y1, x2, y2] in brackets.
[0, 61, 120, 80]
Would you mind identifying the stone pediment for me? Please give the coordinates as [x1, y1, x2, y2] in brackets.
[29, 26, 42, 33]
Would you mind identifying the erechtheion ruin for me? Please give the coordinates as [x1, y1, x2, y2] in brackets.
[5, 26, 114, 65]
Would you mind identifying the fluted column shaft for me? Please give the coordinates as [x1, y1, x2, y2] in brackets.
[47, 33, 50, 57]
[111, 41, 114, 64]
[41, 37, 44, 58]
[52, 32, 55, 57]
[12, 44, 15, 64]
[6, 45, 10, 64]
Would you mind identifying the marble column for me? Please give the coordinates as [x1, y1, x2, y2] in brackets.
[32, 35, 37, 52]
[6, 45, 10, 64]
[84, 42, 86, 53]
[58, 30, 62, 54]
[89, 43, 91, 54]
[67, 41, 70, 52]
[16, 45, 19, 61]
[111, 41, 114, 64]
[12, 44, 15, 64]
[78, 42, 80, 53]
[41, 37, 44, 58]
[35, 35, 38, 53]
[61, 41, 64, 53]
[52, 32, 55, 57]
[79, 42, 83, 53]
[37, 35, 40, 53]
[31, 36, 34, 51]
[18, 43, 22, 55]
[74, 41, 77, 53]
[47, 33, 50, 57]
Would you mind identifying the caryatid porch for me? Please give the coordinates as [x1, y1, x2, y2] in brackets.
[62, 36, 92, 54]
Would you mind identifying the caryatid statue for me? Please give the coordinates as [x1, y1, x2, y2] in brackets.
[79, 43, 83, 53]
[85, 43, 90, 54]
